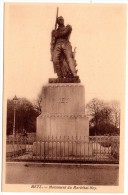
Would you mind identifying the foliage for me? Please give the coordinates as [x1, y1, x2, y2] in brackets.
[7, 98, 40, 135]
[86, 98, 120, 136]
[33, 89, 43, 115]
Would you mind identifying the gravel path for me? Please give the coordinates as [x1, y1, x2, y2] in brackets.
[6, 162, 119, 185]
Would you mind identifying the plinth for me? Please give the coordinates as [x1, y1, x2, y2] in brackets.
[36, 83, 89, 140]
[34, 80, 92, 157]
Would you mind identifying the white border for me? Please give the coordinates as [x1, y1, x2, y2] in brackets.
[124, 4, 128, 195]
[0, 1, 128, 195]
[1, 0, 128, 3]
[0, 0, 3, 193]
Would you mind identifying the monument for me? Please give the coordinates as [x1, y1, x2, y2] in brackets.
[35, 10, 91, 157]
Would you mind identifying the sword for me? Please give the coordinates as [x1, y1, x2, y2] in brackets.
[55, 7, 59, 30]
[50, 7, 59, 65]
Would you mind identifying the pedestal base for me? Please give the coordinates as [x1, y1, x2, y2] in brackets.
[33, 140, 93, 157]
[37, 114, 89, 140]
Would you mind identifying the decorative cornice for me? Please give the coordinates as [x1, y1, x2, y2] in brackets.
[39, 114, 87, 118]
[44, 84, 83, 87]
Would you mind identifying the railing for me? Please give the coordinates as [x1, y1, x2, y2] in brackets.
[6, 136, 119, 164]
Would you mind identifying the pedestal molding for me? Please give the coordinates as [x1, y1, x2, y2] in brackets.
[39, 114, 87, 118]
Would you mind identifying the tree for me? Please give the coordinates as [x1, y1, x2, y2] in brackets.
[7, 98, 39, 135]
[7, 99, 14, 135]
[86, 98, 104, 135]
[33, 92, 42, 115]
[86, 98, 120, 136]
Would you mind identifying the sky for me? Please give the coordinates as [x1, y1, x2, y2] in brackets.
[4, 3, 126, 103]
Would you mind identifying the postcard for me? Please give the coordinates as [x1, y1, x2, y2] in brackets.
[2, 2, 127, 193]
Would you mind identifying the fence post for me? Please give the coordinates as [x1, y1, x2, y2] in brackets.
[56, 136, 57, 160]
[76, 136, 77, 158]
[68, 136, 69, 160]
[48, 136, 49, 160]
[72, 136, 73, 160]
[80, 136, 81, 161]
[60, 136, 61, 161]
[64, 136, 65, 160]
[52, 136, 53, 160]
[44, 136, 45, 162]
[84, 136, 86, 161]
[40, 140, 41, 160]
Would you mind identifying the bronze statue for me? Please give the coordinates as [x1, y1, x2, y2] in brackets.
[51, 13, 78, 79]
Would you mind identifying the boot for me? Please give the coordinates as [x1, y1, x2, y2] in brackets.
[56, 65, 63, 78]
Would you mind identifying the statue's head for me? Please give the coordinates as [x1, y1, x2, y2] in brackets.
[57, 16, 64, 25]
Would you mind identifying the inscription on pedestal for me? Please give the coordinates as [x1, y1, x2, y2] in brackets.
[41, 84, 85, 114]
[58, 98, 70, 103]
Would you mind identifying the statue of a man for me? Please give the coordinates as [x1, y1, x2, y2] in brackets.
[51, 16, 78, 78]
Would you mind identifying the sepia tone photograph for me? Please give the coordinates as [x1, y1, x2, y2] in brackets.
[2, 2, 127, 193]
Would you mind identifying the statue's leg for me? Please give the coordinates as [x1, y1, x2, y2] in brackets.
[53, 44, 63, 78]
[63, 42, 77, 77]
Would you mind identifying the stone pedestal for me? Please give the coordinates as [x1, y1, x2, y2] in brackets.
[36, 83, 89, 140]
[35, 83, 92, 157]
